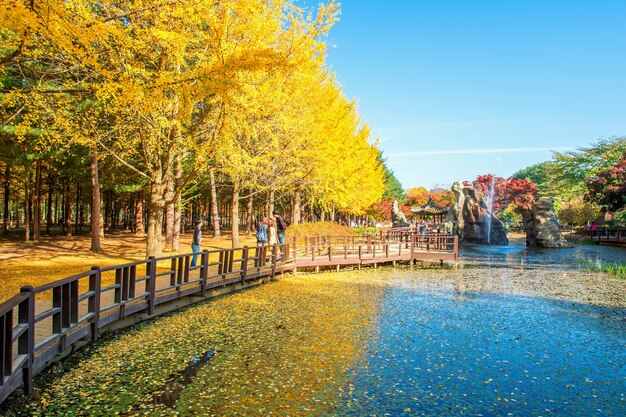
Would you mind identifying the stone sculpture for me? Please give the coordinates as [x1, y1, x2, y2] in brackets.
[522, 197, 572, 248]
[391, 199, 410, 228]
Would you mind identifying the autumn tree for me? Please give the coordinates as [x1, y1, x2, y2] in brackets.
[472, 174, 537, 214]
[406, 187, 430, 206]
[586, 155, 626, 213]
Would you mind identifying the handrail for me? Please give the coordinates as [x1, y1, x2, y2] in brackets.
[296, 233, 458, 266]
[0, 243, 293, 405]
[583, 228, 626, 243]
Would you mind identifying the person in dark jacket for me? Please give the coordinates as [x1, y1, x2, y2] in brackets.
[273, 210, 288, 245]
[191, 219, 203, 267]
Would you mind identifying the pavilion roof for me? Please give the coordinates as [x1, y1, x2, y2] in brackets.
[410, 197, 449, 215]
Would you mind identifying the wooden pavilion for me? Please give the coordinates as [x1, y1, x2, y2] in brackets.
[410, 196, 449, 225]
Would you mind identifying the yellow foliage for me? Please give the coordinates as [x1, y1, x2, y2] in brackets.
[287, 221, 358, 245]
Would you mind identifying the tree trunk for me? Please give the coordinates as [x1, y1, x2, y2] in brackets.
[268, 189, 275, 217]
[245, 192, 253, 235]
[320, 209, 325, 222]
[171, 157, 182, 252]
[172, 196, 182, 252]
[165, 178, 174, 245]
[146, 179, 166, 257]
[33, 160, 42, 240]
[65, 179, 72, 237]
[231, 180, 240, 248]
[90, 150, 102, 252]
[210, 169, 220, 237]
[24, 175, 30, 242]
[292, 190, 301, 225]
[74, 179, 81, 234]
[135, 191, 145, 236]
[46, 170, 53, 234]
[331, 206, 336, 223]
[3, 164, 9, 235]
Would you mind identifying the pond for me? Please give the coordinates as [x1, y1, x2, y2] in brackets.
[459, 239, 626, 270]
[341, 280, 625, 416]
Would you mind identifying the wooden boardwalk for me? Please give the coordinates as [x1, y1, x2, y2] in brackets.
[294, 234, 457, 269]
[0, 232, 457, 404]
[585, 228, 626, 245]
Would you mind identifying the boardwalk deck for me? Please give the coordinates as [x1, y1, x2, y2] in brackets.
[0, 232, 457, 405]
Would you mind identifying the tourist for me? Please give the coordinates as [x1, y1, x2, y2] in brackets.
[268, 218, 278, 246]
[256, 216, 269, 246]
[591, 221, 598, 233]
[191, 219, 202, 267]
[273, 210, 288, 244]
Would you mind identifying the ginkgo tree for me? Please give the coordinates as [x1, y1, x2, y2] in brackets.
[1, 0, 387, 255]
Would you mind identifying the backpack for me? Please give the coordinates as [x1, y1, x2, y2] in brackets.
[256, 224, 267, 241]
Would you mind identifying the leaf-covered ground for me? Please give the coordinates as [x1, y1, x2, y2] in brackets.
[0, 232, 258, 303]
[18, 270, 389, 416]
[11, 266, 626, 416]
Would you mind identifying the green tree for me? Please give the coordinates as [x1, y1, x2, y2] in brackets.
[378, 152, 405, 202]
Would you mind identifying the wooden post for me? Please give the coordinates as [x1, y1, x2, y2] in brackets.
[200, 251, 209, 297]
[271, 245, 278, 279]
[241, 246, 249, 283]
[184, 257, 190, 283]
[218, 251, 225, 276]
[170, 258, 176, 287]
[328, 246, 332, 262]
[89, 267, 101, 341]
[129, 265, 137, 299]
[147, 256, 157, 315]
[19, 286, 34, 396]
[176, 257, 184, 287]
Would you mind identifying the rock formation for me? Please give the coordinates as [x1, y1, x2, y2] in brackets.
[436, 181, 509, 245]
[391, 200, 410, 228]
[522, 197, 572, 248]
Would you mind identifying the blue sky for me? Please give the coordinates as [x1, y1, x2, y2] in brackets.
[307, 0, 626, 189]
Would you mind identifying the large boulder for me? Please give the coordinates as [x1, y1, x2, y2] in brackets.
[523, 197, 572, 248]
[437, 181, 508, 245]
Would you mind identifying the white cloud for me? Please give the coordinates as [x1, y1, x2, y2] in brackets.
[387, 146, 576, 158]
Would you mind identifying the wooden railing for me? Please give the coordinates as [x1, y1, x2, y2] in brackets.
[0, 231, 458, 405]
[584, 228, 626, 243]
[0, 243, 294, 404]
[296, 233, 458, 268]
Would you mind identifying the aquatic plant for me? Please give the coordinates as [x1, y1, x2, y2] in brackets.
[576, 255, 626, 277]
